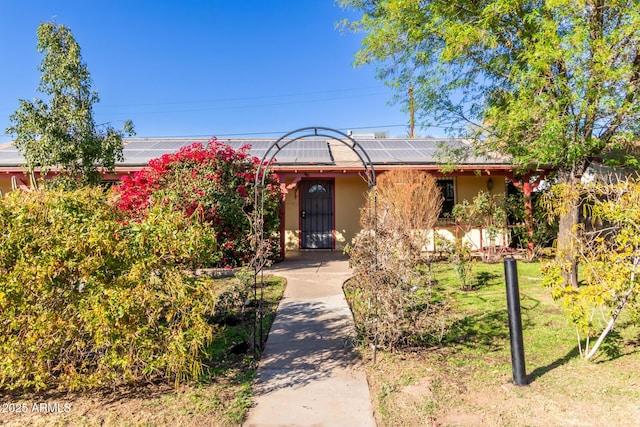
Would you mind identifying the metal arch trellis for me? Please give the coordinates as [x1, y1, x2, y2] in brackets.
[250, 126, 378, 357]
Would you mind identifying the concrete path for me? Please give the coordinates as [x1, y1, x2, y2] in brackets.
[244, 251, 376, 427]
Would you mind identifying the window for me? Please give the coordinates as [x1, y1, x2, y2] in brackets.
[436, 178, 455, 218]
[308, 184, 327, 193]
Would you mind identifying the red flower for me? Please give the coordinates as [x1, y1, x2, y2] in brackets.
[111, 138, 281, 268]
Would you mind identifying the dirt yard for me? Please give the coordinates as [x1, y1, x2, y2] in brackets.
[0, 377, 249, 427]
[361, 346, 640, 427]
[358, 261, 640, 427]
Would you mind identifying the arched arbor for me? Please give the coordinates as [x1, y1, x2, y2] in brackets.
[251, 126, 377, 354]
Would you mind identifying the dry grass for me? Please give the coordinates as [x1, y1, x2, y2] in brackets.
[0, 375, 250, 427]
[361, 261, 640, 427]
[363, 346, 640, 427]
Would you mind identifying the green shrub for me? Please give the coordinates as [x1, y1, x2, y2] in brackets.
[0, 187, 222, 390]
[434, 233, 474, 290]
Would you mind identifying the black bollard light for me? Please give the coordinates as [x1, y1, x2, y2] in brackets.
[504, 257, 527, 386]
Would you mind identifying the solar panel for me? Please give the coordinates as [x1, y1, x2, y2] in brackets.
[0, 146, 25, 166]
[229, 139, 333, 164]
[0, 137, 505, 168]
[384, 140, 411, 149]
[119, 138, 334, 166]
[124, 140, 200, 151]
[121, 139, 211, 164]
[350, 139, 506, 164]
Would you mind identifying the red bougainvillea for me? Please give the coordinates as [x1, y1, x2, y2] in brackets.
[112, 137, 282, 267]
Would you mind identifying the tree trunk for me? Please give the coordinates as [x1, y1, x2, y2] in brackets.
[556, 169, 580, 288]
[585, 257, 639, 360]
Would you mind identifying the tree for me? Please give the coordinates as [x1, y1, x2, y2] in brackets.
[6, 21, 134, 186]
[542, 180, 640, 360]
[341, 0, 640, 286]
[112, 139, 282, 268]
[451, 190, 507, 262]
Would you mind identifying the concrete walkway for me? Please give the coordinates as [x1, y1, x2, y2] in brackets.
[244, 251, 376, 427]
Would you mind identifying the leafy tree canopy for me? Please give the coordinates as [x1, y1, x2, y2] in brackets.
[6, 21, 134, 185]
[340, 0, 640, 175]
[341, 0, 640, 286]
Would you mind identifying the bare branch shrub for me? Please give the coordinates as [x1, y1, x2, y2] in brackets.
[364, 168, 444, 250]
[346, 170, 454, 349]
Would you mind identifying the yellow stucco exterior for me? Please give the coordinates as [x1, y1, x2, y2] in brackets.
[282, 176, 369, 251]
[0, 176, 12, 195]
[281, 172, 506, 253]
[283, 178, 300, 251]
[455, 175, 506, 203]
[334, 176, 369, 250]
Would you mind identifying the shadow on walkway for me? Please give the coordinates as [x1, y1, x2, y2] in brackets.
[244, 251, 376, 427]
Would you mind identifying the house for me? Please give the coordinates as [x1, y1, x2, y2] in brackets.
[0, 128, 548, 257]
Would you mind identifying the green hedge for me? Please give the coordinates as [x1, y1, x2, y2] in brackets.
[0, 187, 222, 390]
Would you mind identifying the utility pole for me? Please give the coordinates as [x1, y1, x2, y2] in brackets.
[409, 86, 415, 138]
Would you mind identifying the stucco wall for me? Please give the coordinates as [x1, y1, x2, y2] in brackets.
[0, 176, 12, 195]
[334, 176, 368, 250]
[283, 178, 301, 251]
[281, 173, 507, 253]
[282, 175, 369, 251]
[455, 175, 506, 203]
[0, 174, 35, 195]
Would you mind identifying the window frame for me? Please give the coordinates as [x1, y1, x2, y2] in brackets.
[436, 177, 456, 222]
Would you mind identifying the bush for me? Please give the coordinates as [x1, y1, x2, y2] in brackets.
[346, 230, 454, 348]
[542, 180, 640, 360]
[435, 233, 474, 290]
[346, 170, 453, 349]
[112, 138, 282, 268]
[0, 187, 222, 390]
[451, 190, 507, 263]
[507, 189, 558, 257]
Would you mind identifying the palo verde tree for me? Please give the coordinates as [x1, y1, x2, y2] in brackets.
[340, 0, 640, 286]
[6, 21, 134, 186]
[542, 179, 640, 360]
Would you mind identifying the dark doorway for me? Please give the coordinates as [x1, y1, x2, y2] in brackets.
[300, 180, 333, 249]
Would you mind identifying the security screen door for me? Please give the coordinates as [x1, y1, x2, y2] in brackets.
[300, 180, 333, 249]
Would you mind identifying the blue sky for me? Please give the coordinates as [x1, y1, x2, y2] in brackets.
[0, 0, 434, 144]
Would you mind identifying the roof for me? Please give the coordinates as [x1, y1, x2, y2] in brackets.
[0, 137, 508, 170]
[120, 138, 335, 166]
[0, 143, 24, 167]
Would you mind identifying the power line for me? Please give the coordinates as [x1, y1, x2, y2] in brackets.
[137, 124, 410, 139]
[97, 91, 389, 116]
[97, 86, 386, 110]
[97, 91, 388, 116]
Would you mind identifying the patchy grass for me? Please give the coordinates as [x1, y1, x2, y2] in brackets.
[362, 261, 640, 427]
[0, 275, 285, 427]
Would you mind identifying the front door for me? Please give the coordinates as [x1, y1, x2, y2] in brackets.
[300, 180, 333, 249]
